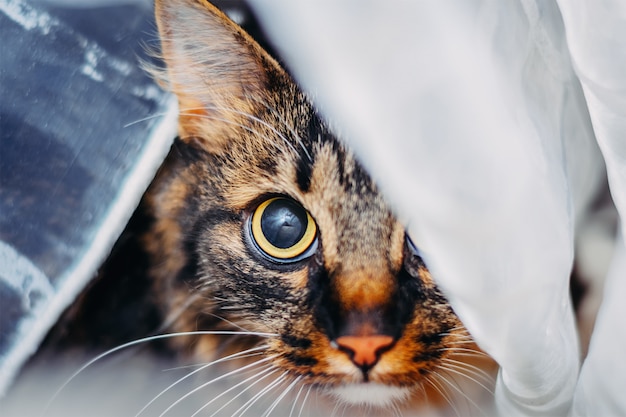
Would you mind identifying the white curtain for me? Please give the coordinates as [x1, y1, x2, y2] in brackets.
[250, 1, 626, 415]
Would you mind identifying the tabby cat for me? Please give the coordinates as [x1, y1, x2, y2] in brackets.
[47, 0, 495, 414]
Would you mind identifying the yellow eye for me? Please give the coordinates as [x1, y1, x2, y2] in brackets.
[250, 197, 317, 261]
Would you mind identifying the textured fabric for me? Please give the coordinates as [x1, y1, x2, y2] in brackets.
[250, 1, 625, 415]
[0, 0, 177, 394]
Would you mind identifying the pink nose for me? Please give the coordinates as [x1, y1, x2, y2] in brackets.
[335, 335, 394, 367]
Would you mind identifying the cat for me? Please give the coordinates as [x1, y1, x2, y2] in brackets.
[33, 0, 495, 415]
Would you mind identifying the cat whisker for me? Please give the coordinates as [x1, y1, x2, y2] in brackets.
[329, 396, 343, 417]
[159, 348, 266, 373]
[231, 370, 290, 417]
[179, 104, 301, 158]
[440, 371, 476, 414]
[255, 98, 312, 162]
[439, 357, 496, 386]
[123, 111, 172, 128]
[158, 292, 205, 333]
[194, 364, 279, 417]
[436, 362, 495, 396]
[445, 339, 476, 346]
[439, 332, 474, 343]
[416, 383, 430, 409]
[377, 397, 404, 417]
[178, 110, 297, 168]
[202, 311, 266, 335]
[339, 402, 350, 417]
[296, 382, 314, 417]
[160, 349, 264, 372]
[43, 331, 277, 416]
[218, 304, 251, 310]
[158, 354, 279, 417]
[201, 295, 254, 313]
[446, 325, 469, 333]
[439, 331, 473, 339]
[135, 345, 268, 417]
[261, 375, 303, 417]
[391, 401, 405, 417]
[288, 381, 307, 417]
[432, 371, 488, 416]
[160, 363, 208, 372]
[423, 374, 461, 417]
[438, 346, 490, 358]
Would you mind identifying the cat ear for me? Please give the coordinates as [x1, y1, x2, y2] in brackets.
[154, 0, 282, 152]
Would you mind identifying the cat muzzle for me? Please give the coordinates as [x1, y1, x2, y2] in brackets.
[334, 334, 395, 379]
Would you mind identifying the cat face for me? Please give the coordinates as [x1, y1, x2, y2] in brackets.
[149, 0, 483, 408]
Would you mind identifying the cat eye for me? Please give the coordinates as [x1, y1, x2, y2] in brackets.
[249, 197, 317, 262]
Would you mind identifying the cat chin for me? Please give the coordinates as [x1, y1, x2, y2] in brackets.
[328, 383, 412, 407]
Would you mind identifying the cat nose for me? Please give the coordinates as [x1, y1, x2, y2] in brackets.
[335, 335, 394, 369]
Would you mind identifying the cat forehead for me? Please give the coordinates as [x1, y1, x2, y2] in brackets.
[208, 110, 402, 269]
[219, 108, 384, 214]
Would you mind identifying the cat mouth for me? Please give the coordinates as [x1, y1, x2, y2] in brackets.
[327, 382, 412, 407]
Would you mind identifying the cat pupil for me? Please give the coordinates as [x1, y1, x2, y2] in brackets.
[260, 199, 307, 249]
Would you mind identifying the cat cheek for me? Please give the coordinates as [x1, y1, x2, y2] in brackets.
[283, 268, 309, 291]
[325, 352, 361, 379]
